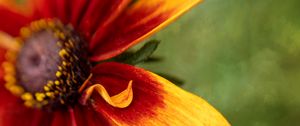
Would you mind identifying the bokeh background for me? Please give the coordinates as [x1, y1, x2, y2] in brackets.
[11, 0, 300, 125]
[140, 0, 300, 125]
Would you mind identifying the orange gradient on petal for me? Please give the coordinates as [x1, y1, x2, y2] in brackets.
[89, 62, 230, 126]
[128, 0, 204, 47]
[90, 0, 204, 61]
[0, 0, 34, 15]
[107, 72, 230, 126]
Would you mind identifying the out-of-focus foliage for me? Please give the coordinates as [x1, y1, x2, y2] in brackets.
[141, 0, 300, 125]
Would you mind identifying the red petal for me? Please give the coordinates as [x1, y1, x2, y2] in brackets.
[87, 62, 229, 125]
[51, 0, 69, 23]
[32, 0, 56, 19]
[89, 0, 203, 61]
[72, 105, 110, 126]
[0, 80, 53, 126]
[32, 0, 67, 22]
[33, 0, 131, 40]
[78, 0, 131, 40]
[72, 0, 129, 29]
[70, 0, 90, 27]
[50, 110, 73, 126]
[0, 6, 30, 36]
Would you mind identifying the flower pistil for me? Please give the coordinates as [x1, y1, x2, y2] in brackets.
[3, 19, 91, 110]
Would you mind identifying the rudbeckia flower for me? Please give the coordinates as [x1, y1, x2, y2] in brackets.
[0, 0, 230, 125]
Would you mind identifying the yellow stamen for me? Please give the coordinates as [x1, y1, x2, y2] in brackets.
[54, 80, 60, 85]
[80, 80, 133, 108]
[37, 20, 47, 29]
[2, 61, 14, 71]
[56, 71, 62, 77]
[44, 86, 50, 91]
[21, 93, 33, 100]
[46, 92, 55, 98]
[59, 49, 68, 57]
[20, 27, 31, 37]
[62, 61, 67, 66]
[35, 93, 46, 102]
[6, 85, 24, 96]
[4, 74, 16, 84]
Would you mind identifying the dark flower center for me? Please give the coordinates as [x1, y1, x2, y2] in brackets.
[17, 30, 62, 93]
[4, 19, 91, 110]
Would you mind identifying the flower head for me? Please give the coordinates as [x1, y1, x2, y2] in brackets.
[0, 0, 230, 125]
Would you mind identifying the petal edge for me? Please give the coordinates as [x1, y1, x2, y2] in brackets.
[89, 62, 230, 126]
[90, 0, 204, 61]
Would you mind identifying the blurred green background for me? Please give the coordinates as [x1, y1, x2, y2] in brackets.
[140, 0, 300, 125]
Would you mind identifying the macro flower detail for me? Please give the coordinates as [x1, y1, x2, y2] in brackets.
[0, 0, 230, 125]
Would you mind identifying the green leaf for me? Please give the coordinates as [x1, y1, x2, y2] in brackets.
[142, 56, 164, 63]
[112, 40, 160, 65]
[97, 40, 184, 86]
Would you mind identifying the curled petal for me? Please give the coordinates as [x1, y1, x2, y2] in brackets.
[88, 62, 230, 125]
[90, 0, 203, 61]
[80, 81, 133, 108]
